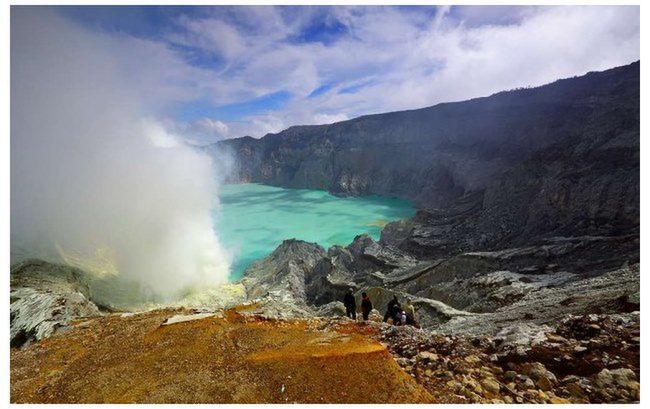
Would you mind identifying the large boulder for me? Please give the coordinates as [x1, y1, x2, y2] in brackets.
[304, 256, 357, 305]
[241, 239, 326, 302]
[347, 234, 417, 272]
[10, 259, 102, 347]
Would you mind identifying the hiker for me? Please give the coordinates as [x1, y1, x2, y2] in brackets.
[360, 292, 373, 321]
[343, 288, 357, 320]
[397, 310, 408, 326]
[405, 305, 421, 328]
[383, 295, 401, 323]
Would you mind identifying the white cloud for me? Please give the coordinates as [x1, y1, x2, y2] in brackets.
[243, 5, 639, 137]
[246, 114, 287, 136]
[173, 16, 246, 60]
[48, 6, 640, 139]
[312, 113, 349, 124]
[164, 118, 230, 144]
[193, 118, 229, 136]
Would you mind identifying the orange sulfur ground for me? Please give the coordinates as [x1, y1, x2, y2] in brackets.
[10, 308, 434, 404]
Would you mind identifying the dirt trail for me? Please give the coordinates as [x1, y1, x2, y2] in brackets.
[10, 308, 434, 403]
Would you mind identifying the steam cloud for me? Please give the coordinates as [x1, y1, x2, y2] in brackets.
[11, 9, 232, 305]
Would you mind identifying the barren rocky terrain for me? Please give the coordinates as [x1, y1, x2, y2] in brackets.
[11, 292, 639, 403]
[11, 308, 434, 403]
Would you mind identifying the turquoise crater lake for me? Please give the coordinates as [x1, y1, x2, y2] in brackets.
[215, 183, 416, 280]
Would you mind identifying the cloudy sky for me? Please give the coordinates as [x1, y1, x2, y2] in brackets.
[48, 5, 639, 143]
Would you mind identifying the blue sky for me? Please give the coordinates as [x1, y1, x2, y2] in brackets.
[39, 5, 640, 143]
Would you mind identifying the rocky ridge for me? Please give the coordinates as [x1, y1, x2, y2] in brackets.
[213, 62, 639, 250]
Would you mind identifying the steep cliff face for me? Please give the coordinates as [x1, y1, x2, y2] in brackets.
[213, 62, 639, 246]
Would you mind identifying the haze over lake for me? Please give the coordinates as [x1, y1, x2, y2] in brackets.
[215, 183, 415, 279]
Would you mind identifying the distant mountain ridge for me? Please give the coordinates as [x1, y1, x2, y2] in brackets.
[211, 61, 639, 248]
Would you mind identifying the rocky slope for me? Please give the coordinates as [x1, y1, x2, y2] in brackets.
[212, 61, 639, 249]
[10, 303, 639, 403]
[9, 252, 640, 403]
[11, 308, 435, 403]
[377, 311, 640, 403]
[237, 234, 637, 325]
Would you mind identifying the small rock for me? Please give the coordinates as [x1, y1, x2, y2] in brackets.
[594, 368, 636, 389]
[565, 383, 585, 398]
[549, 395, 571, 404]
[524, 378, 535, 389]
[545, 333, 568, 343]
[561, 375, 581, 385]
[522, 362, 557, 384]
[536, 375, 553, 391]
[464, 355, 480, 364]
[481, 378, 501, 394]
[417, 351, 438, 362]
[504, 370, 517, 381]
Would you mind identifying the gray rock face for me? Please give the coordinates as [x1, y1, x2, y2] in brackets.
[10, 259, 102, 347]
[314, 301, 346, 317]
[305, 255, 357, 306]
[239, 230, 638, 334]
[348, 234, 418, 271]
[241, 239, 326, 303]
[215, 62, 639, 250]
[438, 264, 639, 335]
[395, 234, 638, 310]
[431, 270, 578, 313]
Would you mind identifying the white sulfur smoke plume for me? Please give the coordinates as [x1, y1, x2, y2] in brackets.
[11, 8, 232, 305]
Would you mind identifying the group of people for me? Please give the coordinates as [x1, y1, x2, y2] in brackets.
[342, 288, 419, 327]
[343, 288, 374, 320]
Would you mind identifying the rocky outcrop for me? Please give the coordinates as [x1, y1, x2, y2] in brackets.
[304, 255, 357, 305]
[10, 259, 102, 347]
[241, 239, 326, 303]
[393, 234, 638, 310]
[430, 270, 577, 313]
[361, 308, 640, 403]
[438, 264, 639, 336]
[241, 233, 638, 335]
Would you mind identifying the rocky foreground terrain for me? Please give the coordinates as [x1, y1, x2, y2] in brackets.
[10, 254, 640, 403]
[10, 62, 640, 403]
[10, 281, 639, 403]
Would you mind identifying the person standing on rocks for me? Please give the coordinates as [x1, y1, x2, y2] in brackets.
[405, 305, 420, 328]
[384, 295, 401, 323]
[343, 288, 357, 320]
[360, 292, 373, 321]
